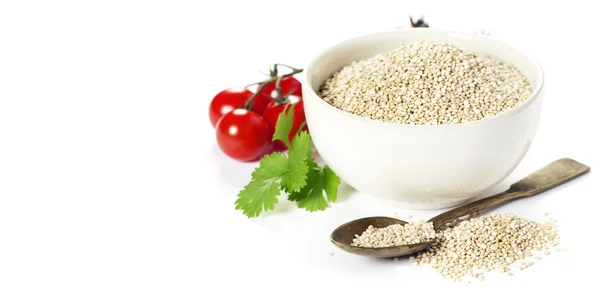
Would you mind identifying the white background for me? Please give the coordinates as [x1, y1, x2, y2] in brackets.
[1, 0, 599, 291]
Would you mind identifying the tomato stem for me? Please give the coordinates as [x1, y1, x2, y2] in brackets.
[274, 63, 301, 72]
[409, 15, 429, 27]
[269, 88, 297, 105]
[244, 81, 263, 88]
[274, 76, 284, 102]
[244, 67, 303, 110]
[269, 65, 278, 77]
[259, 92, 279, 102]
[294, 121, 308, 138]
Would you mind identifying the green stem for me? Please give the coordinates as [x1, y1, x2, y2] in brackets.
[270, 64, 278, 77]
[244, 81, 263, 88]
[274, 76, 284, 101]
[274, 63, 301, 71]
[244, 68, 303, 110]
[294, 121, 308, 138]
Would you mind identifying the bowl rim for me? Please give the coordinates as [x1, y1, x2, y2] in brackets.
[303, 28, 545, 128]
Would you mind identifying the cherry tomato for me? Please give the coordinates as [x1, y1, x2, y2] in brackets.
[209, 88, 253, 127]
[249, 76, 302, 115]
[263, 95, 307, 149]
[216, 109, 272, 161]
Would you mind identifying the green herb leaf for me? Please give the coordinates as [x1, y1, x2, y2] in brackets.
[322, 165, 340, 202]
[288, 158, 318, 202]
[288, 158, 341, 212]
[234, 87, 343, 218]
[234, 153, 287, 218]
[280, 131, 311, 193]
[271, 104, 295, 149]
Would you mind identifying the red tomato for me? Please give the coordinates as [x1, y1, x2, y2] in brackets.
[209, 88, 253, 127]
[249, 76, 302, 115]
[216, 109, 272, 161]
[263, 95, 307, 149]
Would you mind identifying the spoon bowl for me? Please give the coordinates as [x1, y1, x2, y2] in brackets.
[330, 158, 590, 258]
[330, 216, 432, 258]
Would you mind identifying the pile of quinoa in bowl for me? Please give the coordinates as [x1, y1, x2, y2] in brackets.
[303, 29, 544, 208]
[319, 41, 532, 125]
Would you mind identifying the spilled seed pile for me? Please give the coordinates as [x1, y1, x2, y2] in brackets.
[353, 213, 560, 281]
[352, 222, 436, 247]
[319, 41, 533, 125]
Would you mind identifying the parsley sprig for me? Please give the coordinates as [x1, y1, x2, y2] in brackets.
[234, 105, 341, 218]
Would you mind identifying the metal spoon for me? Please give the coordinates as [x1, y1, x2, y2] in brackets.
[330, 158, 590, 258]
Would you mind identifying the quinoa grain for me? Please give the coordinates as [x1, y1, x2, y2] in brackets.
[319, 41, 532, 125]
[351, 222, 436, 248]
[413, 213, 559, 280]
[352, 212, 560, 281]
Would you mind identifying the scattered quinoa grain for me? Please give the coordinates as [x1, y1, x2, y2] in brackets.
[352, 212, 559, 281]
[414, 213, 558, 281]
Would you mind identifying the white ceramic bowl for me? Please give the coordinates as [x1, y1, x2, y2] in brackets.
[302, 29, 544, 209]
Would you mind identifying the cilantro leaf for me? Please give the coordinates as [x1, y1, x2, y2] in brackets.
[234, 91, 343, 218]
[272, 104, 295, 148]
[290, 130, 312, 156]
[234, 153, 287, 218]
[279, 131, 311, 193]
[322, 165, 340, 202]
[251, 152, 288, 180]
[288, 158, 341, 212]
[235, 179, 281, 218]
[288, 158, 318, 202]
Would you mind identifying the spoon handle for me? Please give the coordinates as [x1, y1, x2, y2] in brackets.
[428, 158, 590, 229]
